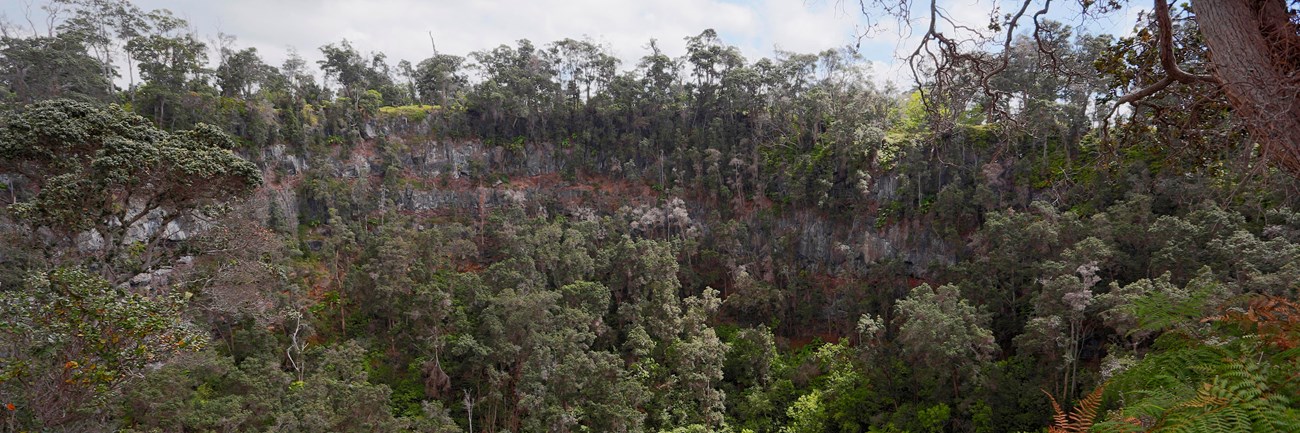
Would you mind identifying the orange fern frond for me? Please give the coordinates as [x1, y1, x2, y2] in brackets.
[1068, 383, 1106, 428]
[1045, 389, 1069, 432]
[1203, 295, 1300, 349]
[1045, 382, 1107, 433]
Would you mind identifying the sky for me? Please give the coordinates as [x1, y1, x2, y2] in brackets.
[1, 0, 1145, 88]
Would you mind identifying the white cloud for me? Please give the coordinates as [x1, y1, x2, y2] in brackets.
[753, 0, 859, 54]
[127, 0, 781, 77]
[1, 0, 1138, 87]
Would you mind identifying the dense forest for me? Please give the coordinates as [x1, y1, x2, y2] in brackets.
[1, 0, 1299, 432]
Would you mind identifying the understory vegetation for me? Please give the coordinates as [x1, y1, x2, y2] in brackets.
[2, 1, 1299, 432]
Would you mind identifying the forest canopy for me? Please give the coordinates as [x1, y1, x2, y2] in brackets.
[1, 0, 1299, 432]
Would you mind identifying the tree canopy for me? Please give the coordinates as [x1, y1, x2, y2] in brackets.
[1, 0, 1300, 432]
[0, 99, 262, 283]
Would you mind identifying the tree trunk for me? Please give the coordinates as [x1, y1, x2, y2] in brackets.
[1192, 0, 1300, 172]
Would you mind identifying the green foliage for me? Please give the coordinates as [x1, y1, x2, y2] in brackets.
[377, 104, 438, 122]
[0, 267, 204, 429]
[0, 99, 262, 282]
[122, 350, 288, 432]
[894, 91, 930, 134]
[5, 6, 1300, 433]
[916, 403, 951, 433]
[894, 283, 997, 397]
[780, 389, 827, 433]
[0, 34, 112, 105]
[121, 340, 407, 432]
[1095, 296, 1300, 432]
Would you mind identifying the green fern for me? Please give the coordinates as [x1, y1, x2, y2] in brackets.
[1094, 296, 1300, 433]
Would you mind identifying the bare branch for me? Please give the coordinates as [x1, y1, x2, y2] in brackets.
[1114, 75, 1175, 107]
[1152, 0, 1218, 85]
[1104, 0, 1220, 124]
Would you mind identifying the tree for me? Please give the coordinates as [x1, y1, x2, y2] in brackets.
[0, 33, 111, 104]
[467, 40, 559, 140]
[215, 35, 272, 99]
[1016, 237, 1115, 402]
[278, 47, 319, 104]
[413, 53, 466, 106]
[277, 341, 403, 432]
[121, 349, 291, 432]
[0, 99, 263, 284]
[125, 8, 208, 125]
[318, 39, 396, 101]
[893, 283, 997, 398]
[317, 39, 369, 93]
[124, 8, 205, 88]
[859, 0, 1300, 172]
[54, 0, 146, 96]
[546, 38, 618, 104]
[989, 22, 1108, 146]
[0, 267, 205, 429]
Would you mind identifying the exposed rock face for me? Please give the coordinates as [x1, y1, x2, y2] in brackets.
[419, 140, 485, 179]
[124, 209, 201, 243]
[23, 117, 991, 324]
[122, 260, 191, 294]
[76, 230, 104, 253]
[269, 144, 309, 175]
[69, 204, 207, 258]
[44, 117, 966, 284]
[398, 141, 562, 179]
[247, 118, 974, 277]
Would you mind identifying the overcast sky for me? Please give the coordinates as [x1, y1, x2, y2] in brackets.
[1, 0, 1144, 87]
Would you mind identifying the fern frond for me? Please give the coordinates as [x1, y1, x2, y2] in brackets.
[1044, 382, 1107, 433]
[1100, 294, 1300, 432]
[1067, 382, 1106, 428]
[1204, 295, 1300, 350]
[1045, 389, 1070, 433]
